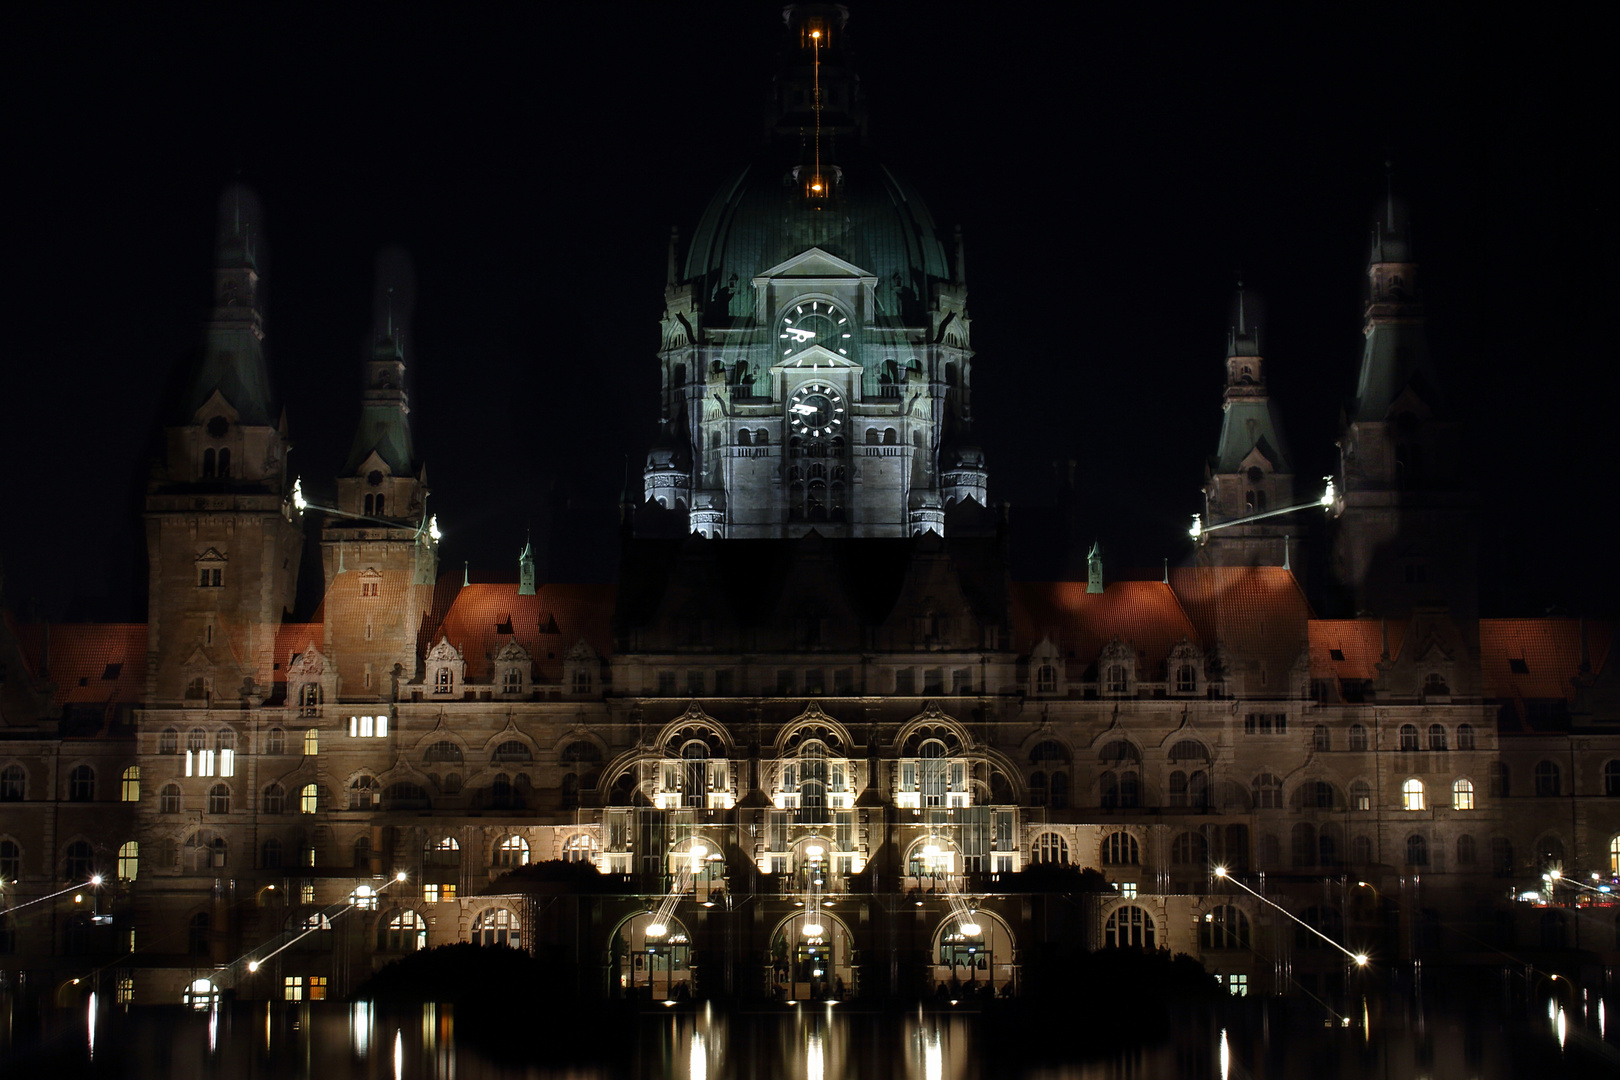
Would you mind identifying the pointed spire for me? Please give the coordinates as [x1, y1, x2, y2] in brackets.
[184, 183, 274, 425]
[1087, 541, 1104, 594]
[1283, 535, 1291, 571]
[463, 560, 470, 588]
[345, 249, 418, 479]
[518, 532, 536, 596]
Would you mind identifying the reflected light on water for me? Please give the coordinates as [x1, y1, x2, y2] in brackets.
[691, 1028, 707, 1080]
[807, 1030, 823, 1080]
[352, 1002, 373, 1058]
[86, 992, 96, 1059]
[1556, 1007, 1567, 1050]
[924, 1025, 942, 1080]
[394, 1028, 403, 1080]
[1601, 998, 1607, 1040]
[1218, 1027, 1229, 1080]
[208, 1003, 219, 1054]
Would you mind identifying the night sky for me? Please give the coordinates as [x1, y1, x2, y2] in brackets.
[5, 5, 1613, 622]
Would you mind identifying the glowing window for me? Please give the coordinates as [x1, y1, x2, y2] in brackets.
[495, 835, 529, 868]
[1402, 778, 1425, 811]
[1452, 778, 1475, 811]
[121, 766, 140, 802]
[299, 784, 319, 813]
[118, 840, 139, 881]
[473, 908, 520, 948]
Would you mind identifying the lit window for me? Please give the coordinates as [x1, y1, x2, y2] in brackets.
[284, 976, 304, 1002]
[1226, 973, 1248, 997]
[121, 766, 140, 802]
[1119, 882, 1138, 899]
[300, 881, 315, 904]
[347, 715, 388, 738]
[308, 976, 326, 1001]
[299, 783, 319, 813]
[474, 908, 520, 948]
[116, 977, 134, 1004]
[495, 835, 530, 868]
[434, 668, 453, 695]
[216, 731, 235, 776]
[380, 910, 427, 952]
[118, 841, 139, 881]
[1402, 778, 1425, 811]
[304, 729, 319, 756]
[563, 834, 598, 864]
[1452, 778, 1475, 811]
[350, 885, 378, 911]
[1350, 780, 1371, 811]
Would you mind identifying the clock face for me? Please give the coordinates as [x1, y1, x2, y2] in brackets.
[780, 300, 852, 356]
[789, 383, 845, 437]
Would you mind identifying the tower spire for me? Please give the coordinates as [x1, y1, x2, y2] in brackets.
[183, 183, 274, 426]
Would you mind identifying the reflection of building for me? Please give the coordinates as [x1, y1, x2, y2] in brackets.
[2, 4, 1617, 1011]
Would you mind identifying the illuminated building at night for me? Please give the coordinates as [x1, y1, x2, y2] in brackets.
[1, 5, 1616, 1010]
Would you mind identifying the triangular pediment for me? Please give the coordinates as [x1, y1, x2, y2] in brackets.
[770, 345, 863, 372]
[1238, 444, 1277, 473]
[190, 389, 242, 427]
[354, 450, 394, 478]
[195, 548, 228, 563]
[754, 246, 875, 282]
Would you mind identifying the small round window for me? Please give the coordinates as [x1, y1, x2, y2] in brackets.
[1246, 466, 1264, 484]
[367, 470, 384, 487]
[206, 416, 229, 438]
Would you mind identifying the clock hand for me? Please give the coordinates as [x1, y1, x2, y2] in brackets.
[782, 326, 817, 343]
[790, 403, 818, 415]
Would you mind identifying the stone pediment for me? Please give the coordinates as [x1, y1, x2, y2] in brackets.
[287, 645, 328, 677]
[354, 450, 394, 478]
[426, 638, 463, 663]
[493, 640, 531, 665]
[190, 389, 242, 426]
[196, 548, 228, 563]
[754, 246, 876, 283]
[1238, 445, 1277, 473]
[770, 345, 862, 372]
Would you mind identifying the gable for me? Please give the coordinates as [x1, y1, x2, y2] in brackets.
[754, 246, 875, 282]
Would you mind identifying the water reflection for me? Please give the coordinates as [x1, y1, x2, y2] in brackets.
[9, 991, 1619, 1078]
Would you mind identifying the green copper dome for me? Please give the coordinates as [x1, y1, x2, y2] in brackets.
[683, 151, 951, 327]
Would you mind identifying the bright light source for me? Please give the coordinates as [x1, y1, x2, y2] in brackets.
[691, 845, 708, 859]
[1213, 866, 1227, 878]
[803, 923, 825, 937]
[806, 844, 824, 858]
[292, 478, 307, 511]
[90, 874, 104, 886]
[428, 515, 441, 542]
[811, 30, 821, 38]
[1189, 513, 1203, 539]
[663, 1000, 676, 1007]
[395, 871, 407, 882]
[74, 894, 84, 903]
[923, 844, 940, 858]
[1321, 478, 1336, 507]
[646, 923, 667, 938]
[1354, 954, 1369, 967]
[248, 961, 259, 972]
[960, 922, 982, 936]
[1548, 869, 1562, 880]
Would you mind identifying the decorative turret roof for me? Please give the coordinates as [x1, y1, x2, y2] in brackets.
[1213, 282, 1293, 475]
[182, 184, 276, 426]
[1351, 180, 1447, 423]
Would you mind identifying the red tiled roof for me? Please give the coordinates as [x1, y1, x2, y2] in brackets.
[433, 583, 617, 682]
[1012, 580, 1200, 678]
[274, 621, 325, 668]
[1170, 566, 1312, 676]
[1479, 618, 1612, 702]
[15, 623, 148, 708]
[1308, 619, 1405, 681]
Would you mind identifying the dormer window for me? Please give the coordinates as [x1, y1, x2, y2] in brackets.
[1035, 664, 1057, 694]
[434, 668, 452, 694]
[503, 667, 523, 694]
[196, 549, 227, 588]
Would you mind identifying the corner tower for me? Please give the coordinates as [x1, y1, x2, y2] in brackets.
[142, 186, 303, 705]
[1332, 184, 1475, 617]
[645, 4, 984, 539]
[319, 261, 439, 702]
[1196, 283, 1299, 569]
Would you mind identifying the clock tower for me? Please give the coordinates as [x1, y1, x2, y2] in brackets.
[644, 4, 985, 539]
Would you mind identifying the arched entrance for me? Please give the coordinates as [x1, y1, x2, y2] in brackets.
[930, 909, 1016, 997]
[769, 909, 852, 1002]
[613, 911, 693, 1001]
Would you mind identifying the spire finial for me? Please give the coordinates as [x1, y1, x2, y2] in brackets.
[386, 286, 395, 339]
[1282, 534, 1291, 571]
[463, 560, 470, 588]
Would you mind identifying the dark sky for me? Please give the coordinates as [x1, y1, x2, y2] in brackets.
[4, 5, 1614, 621]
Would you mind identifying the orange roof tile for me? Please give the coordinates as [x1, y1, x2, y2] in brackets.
[1170, 566, 1313, 676]
[1012, 580, 1200, 678]
[433, 583, 616, 682]
[1479, 618, 1613, 702]
[274, 621, 325, 668]
[1309, 619, 1405, 681]
[15, 623, 148, 708]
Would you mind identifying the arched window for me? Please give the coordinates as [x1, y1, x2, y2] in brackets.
[1170, 770, 1188, 806]
[1402, 778, 1425, 811]
[1118, 770, 1140, 809]
[562, 834, 597, 864]
[1102, 831, 1139, 865]
[1350, 779, 1372, 811]
[64, 840, 95, 881]
[201, 448, 216, 478]
[1105, 906, 1156, 948]
[1200, 905, 1250, 949]
[1252, 773, 1281, 809]
[1098, 771, 1116, 809]
[424, 837, 461, 869]
[1490, 761, 1510, 798]
[1406, 834, 1429, 866]
[262, 783, 285, 814]
[424, 740, 465, 764]
[159, 728, 179, 755]
[919, 739, 947, 808]
[1033, 663, 1057, 693]
[119, 766, 140, 802]
[1534, 761, 1560, 797]
[1033, 833, 1069, 865]
[299, 783, 319, 813]
[380, 910, 427, 952]
[1351, 836, 1372, 864]
[1312, 725, 1331, 752]
[1457, 834, 1477, 866]
[188, 728, 207, 753]
[1609, 835, 1620, 875]
[1174, 664, 1197, 693]
[474, 908, 521, 948]
[115, 840, 137, 881]
[1348, 724, 1368, 752]
[0, 765, 24, 801]
[68, 765, 95, 802]
[208, 783, 230, 814]
[217, 447, 230, 477]
[1428, 724, 1448, 751]
[1399, 725, 1419, 752]
[1452, 778, 1475, 810]
[502, 667, 523, 694]
[264, 727, 286, 755]
[1457, 723, 1477, 751]
[495, 835, 529, 868]
[492, 740, 533, 763]
[349, 774, 379, 810]
[160, 784, 181, 814]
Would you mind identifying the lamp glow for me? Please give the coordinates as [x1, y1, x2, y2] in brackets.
[248, 961, 259, 972]
[395, 871, 407, 882]
[89, 874, 104, 886]
[646, 922, 667, 938]
[960, 922, 982, 937]
[1213, 866, 1228, 878]
[806, 844, 824, 858]
[428, 515, 441, 541]
[292, 478, 307, 511]
[1353, 954, 1369, 967]
[803, 923, 825, 937]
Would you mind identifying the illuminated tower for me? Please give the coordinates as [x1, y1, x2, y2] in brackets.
[646, 3, 984, 538]
[142, 186, 303, 705]
[319, 266, 438, 701]
[1332, 184, 1475, 617]
[1196, 283, 1299, 569]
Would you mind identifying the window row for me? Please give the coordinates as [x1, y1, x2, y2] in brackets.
[0, 763, 129, 802]
[0, 838, 138, 882]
